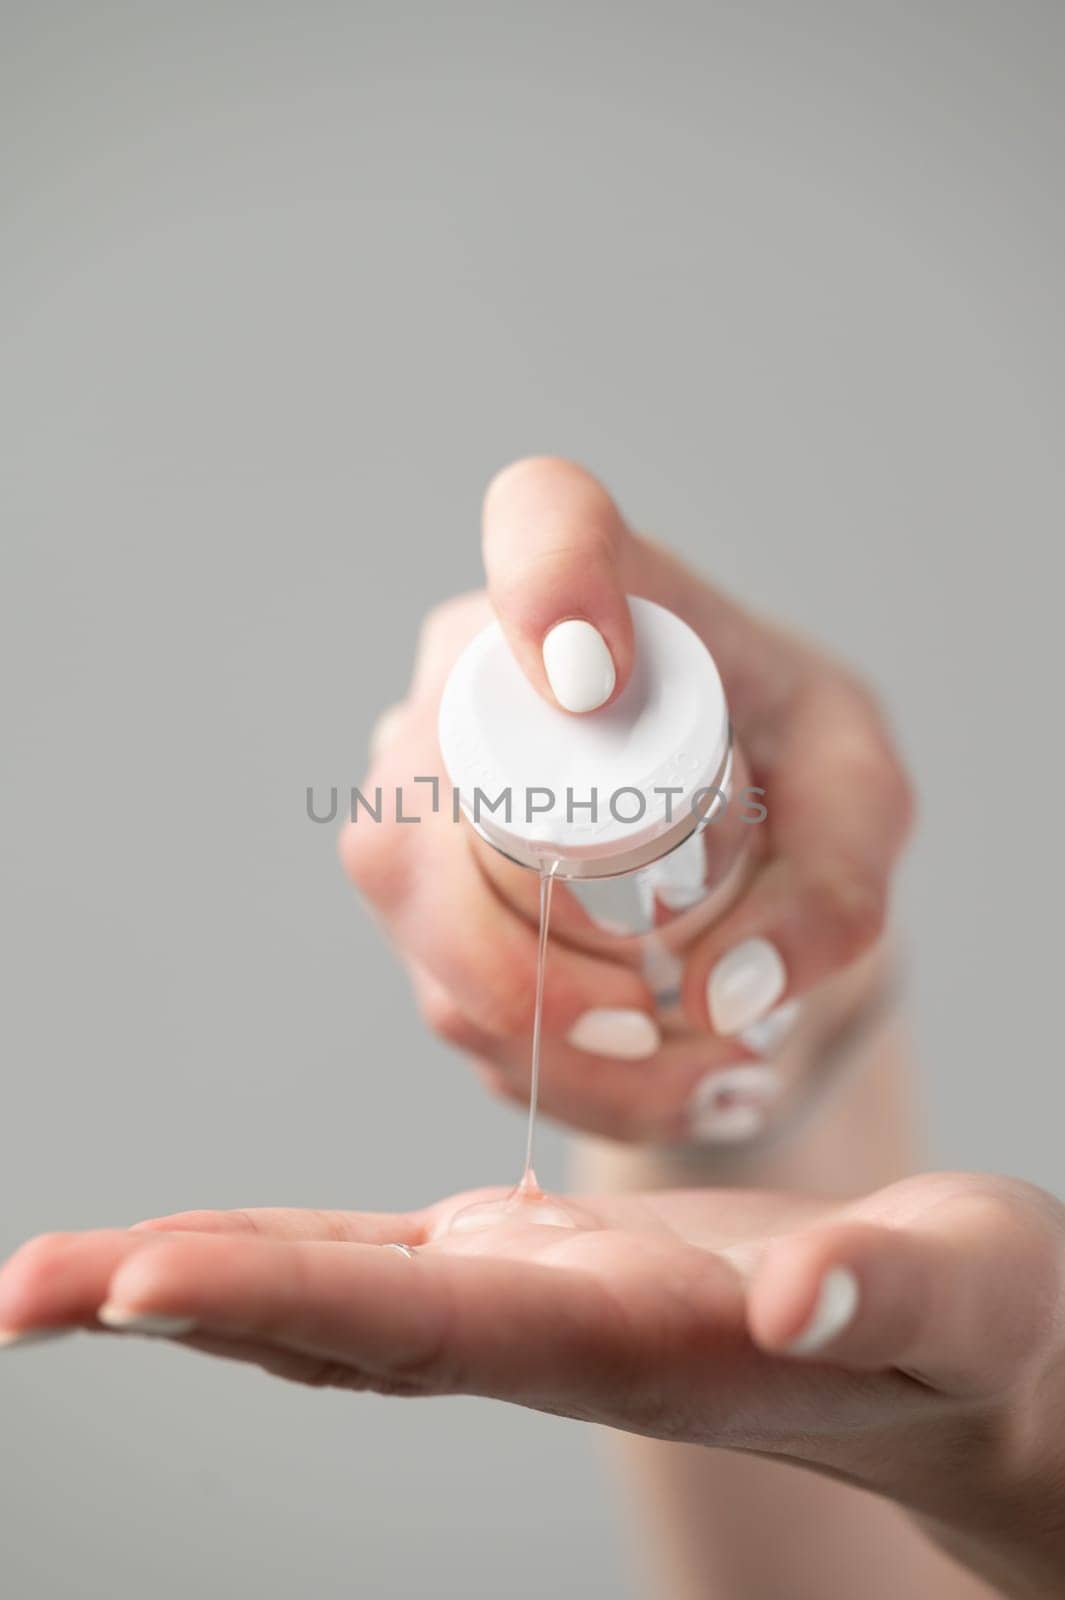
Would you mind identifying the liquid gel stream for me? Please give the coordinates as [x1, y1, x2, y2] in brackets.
[447, 861, 600, 1236]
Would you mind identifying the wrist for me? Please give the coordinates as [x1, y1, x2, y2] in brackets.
[915, 1382, 1065, 1600]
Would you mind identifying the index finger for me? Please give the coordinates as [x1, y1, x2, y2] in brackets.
[482, 457, 634, 713]
[97, 1231, 617, 1399]
[133, 1207, 428, 1246]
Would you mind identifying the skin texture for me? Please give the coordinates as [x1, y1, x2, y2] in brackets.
[7, 461, 1054, 1596]
[2, 1171, 1065, 1597]
[342, 457, 914, 1143]
[336, 459, 1064, 1592]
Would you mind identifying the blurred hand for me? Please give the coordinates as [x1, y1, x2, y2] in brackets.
[4, 1173, 1064, 1597]
[340, 457, 913, 1144]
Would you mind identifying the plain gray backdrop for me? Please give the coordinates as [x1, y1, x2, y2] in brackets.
[2, 3, 1063, 1596]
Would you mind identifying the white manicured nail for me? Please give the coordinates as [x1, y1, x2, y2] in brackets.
[688, 1064, 781, 1143]
[741, 998, 801, 1057]
[708, 938, 787, 1036]
[97, 1306, 196, 1337]
[0, 1326, 72, 1349]
[542, 620, 616, 713]
[787, 1267, 859, 1355]
[567, 1008, 661, 1060]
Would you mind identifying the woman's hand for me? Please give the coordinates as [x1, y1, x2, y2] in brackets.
[341, 457, 913, 1145]
[4, 1174, 1064, 1597]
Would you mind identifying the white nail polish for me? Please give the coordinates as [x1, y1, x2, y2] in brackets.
[688, 1064, 781, 1143]
[567, 1008, 661, 1060]
[740, 998, 801, 1057]
[0, 1326, 72, 1349]
[97, 1306, 196, 1337]
[708, 938, 787, 1036]
[542, 619, 616, 713]
[787, 1267, 859, 1355]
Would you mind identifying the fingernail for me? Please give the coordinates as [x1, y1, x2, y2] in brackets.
[740, 998, 801, 1057]
[0, 1326, 73, 1349]
[97, 1305, 196, 1337]
[688, 1064, 781, 1143]
[786, 1267, 859, 1355]
[567, 1008, 660, 1060]
[708, 938, 787, 1036]
[542, 620, 616, 713]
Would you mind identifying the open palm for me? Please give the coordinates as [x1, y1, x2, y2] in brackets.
[3, 1171, 1062, 1567]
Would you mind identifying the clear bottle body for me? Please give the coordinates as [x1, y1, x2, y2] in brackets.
[467, 734, 758, 1023]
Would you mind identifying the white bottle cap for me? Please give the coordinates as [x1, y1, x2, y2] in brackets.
[437, 598, 731, 880]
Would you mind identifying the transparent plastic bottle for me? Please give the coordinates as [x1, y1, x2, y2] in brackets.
[438, 598, 760, 1029]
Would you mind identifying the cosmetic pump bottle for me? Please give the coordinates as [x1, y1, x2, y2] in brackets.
[438, 598, 759, 1023]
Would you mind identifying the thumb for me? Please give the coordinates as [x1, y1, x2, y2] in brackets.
[482, 457, 634, 713]
[746, 1181, 1064, 1396]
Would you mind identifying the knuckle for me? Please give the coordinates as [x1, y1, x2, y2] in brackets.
[840, 676, 918, 843]
[7, 1232, 76, 1296]
[933, 1181, 1065, 1386]
[836, 666, 889, 726]
[375, 1291, 457, 1398]
[306, 1210, 357, 1244]
[226, 1209, 267, 1236]
[979, 1190, 1065, 1374]
[475, 1062, 526, 1107]
[338, 817, 407, 909]
[18, 1230, 73, 1261]
[804, 862, 887, 964]
[475, 967, 537, 1039]
[418, 989, 482, 1053]
[13, 1230, 73, 1269]
[536, 976, 587, 1037]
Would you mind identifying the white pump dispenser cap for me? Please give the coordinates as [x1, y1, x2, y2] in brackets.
[437, 598, 731, 881]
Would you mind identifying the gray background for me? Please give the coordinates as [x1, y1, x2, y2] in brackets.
[2, 2, 1062, 1596]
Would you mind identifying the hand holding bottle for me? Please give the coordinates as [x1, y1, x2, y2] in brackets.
[343, 457, 913, 1144]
